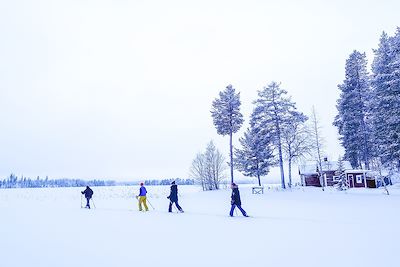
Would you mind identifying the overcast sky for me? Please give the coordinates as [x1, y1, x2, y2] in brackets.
[0, 0, 399, 182]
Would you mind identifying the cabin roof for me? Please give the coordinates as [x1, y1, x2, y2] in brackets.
[299, 160, 352, 175]
[345, 170, 379, 176]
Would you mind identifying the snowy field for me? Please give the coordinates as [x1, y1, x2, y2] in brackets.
[1, 184, 399, 267]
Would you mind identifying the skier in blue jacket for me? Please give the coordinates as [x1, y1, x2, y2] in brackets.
[137, 182, 149, 211]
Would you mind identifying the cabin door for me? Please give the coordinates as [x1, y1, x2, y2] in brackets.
[348, 174, 354, 188]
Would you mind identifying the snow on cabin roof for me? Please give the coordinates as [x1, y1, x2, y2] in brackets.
[345, 170, 379, 176]
[299, 160, 352, 175]
[298, 164, 318, 175]
[345, 169, 369, 173]
[321, 160, 352, 171]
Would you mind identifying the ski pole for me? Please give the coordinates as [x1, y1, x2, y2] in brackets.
[172, 202, 179, 213]
[91, 198, 96, 209]
[146, 198, 155, 210]
[80, 194, 83, 208]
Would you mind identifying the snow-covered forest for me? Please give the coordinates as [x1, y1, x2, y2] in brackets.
[334, 29, 400, 173]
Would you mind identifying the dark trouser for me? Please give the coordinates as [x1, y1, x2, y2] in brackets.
[86, 197, 91, 208]
[230, 204, 247, 216]
[169, 201, 183, 212]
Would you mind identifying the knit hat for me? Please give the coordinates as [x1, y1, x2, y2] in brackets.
[171, 181, 176, 185]
[140, 182, 144, 186]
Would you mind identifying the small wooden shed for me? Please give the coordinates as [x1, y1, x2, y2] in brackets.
[344, 170, 378, 188]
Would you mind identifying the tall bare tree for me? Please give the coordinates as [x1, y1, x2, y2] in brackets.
[310, 106, 326, 190]
[189, 141, 227, 191]
[282, 117, 312, 188]
[189, 152, 207, 191]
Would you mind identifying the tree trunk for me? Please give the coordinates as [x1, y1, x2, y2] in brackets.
[278, 142, 286, 189]
[356, 77, 370, 170]
[379, 176, 389, 195]
[257, 163, 261, 186]
[361, 118, 370, 169]
[230, 131, 234, 184]
[288, 157, 292, 188]
[316, 151, 324, 190]
[312, 107, 324, 191]
[275, 120, 285, 189]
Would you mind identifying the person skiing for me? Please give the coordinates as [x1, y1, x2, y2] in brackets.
[167, 181, 184, 213]
[81, 186, 93, 209]
[229, 183, 248, 217]
[136, 182, 149, 211]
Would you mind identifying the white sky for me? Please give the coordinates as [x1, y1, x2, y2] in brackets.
[0, 0, 399, 182]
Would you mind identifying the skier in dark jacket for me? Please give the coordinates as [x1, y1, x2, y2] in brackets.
[81, 186, 94, 209]
[229, 183, 248, 217]
[167, 181, 184, 213]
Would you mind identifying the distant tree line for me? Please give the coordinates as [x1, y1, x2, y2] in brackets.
[144, 178, 195, 186]
[0, 174, 116, 189]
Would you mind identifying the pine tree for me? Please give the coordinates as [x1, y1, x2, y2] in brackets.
[371, 30, 400, 170]
[335, 156, 348, 191]
[234, 127, 275, 186]
[334, 50, 373, 169]
[251, 82, 306, 189]
[211, 85, 244, 184]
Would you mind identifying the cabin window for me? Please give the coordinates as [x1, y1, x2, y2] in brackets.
[356, 175, 363, 183]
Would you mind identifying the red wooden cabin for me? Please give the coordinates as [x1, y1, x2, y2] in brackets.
[299, 159, 352, 187]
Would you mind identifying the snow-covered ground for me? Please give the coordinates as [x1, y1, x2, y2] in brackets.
[1, 184, 399, 267]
